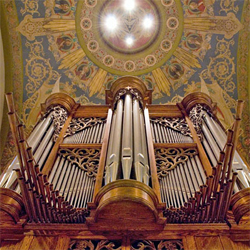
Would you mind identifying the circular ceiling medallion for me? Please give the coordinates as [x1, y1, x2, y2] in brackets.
[76, 0, 183, 76]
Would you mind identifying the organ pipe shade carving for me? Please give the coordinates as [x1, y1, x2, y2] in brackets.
[155, 148, 198, 178]
[69, 240, 122, 250]
[48, 148, 100, 208]
[45, 105, 68, 141]
[150, 117, 193, 138]
[64, 117, 106, 143]
[58, 148, 100, 179]
[105, 89, 149, 185]
[156, 148, 206, 208]
[131, 240, 184, 250]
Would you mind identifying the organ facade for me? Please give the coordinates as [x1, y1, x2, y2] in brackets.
[0, 76, 250, 250]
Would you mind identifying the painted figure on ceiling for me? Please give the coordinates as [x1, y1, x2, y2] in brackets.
[188, 0, 205, 14]
[56, 35, 74, 52]
[185, 33, 203, 51]
[75, 62, 93, 81]
[54, 0, 71, 15]
[168, 63, 184, 80]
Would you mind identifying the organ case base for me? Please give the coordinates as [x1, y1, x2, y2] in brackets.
[86, 180, 166, 232]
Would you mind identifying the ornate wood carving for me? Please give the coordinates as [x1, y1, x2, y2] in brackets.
[150, 117, 192, 137]
[58, 148, 101, 179]
[106, 76, 152, 107]
[155, 148, 198, 179]
[69, 239, 122, 250]
[64, 117, 106, 138]
[44, 105, 68, 141]
[131, 239, 184, 250]
[188, 104, 205, 140]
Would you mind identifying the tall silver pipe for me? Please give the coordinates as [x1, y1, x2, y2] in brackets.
[139, 109, 149, 185]
[133, 98, 145, 183]
[70, 167, 81, 205]
[187, 159, 199, 191]
[67, 166, 79, 203]
[176, 166, 188, 203]
[30, 115, 53, 153]
[168, 171, 178, 207]
[202, 122, 220, 159]
[33, 124, 54, 163]
[104, 112, 117, 184]
[166, 174, 174, 207]
[202, 137, 217, 167]
[122, 94, 133, 180]
[74, 170, 84, 207]
[153, 123, 159, 143]
[183, 162, 195, 196]
[157, 124, 163, 143]
[64, 162, 75, 200]
[59, 160, 71, 196]
[52, 157, 65, 188]
[190, 157, 204, 186]
[110, 98, 123, 182]
[173, 168, 184, 206]
[77, 172, 86, 208]
[55, 160, 69, 192]
[48, 156, 60, 183]
[164, 177, 171, 207]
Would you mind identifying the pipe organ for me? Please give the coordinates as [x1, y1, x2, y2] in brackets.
[189, 103, 250, 191]
[1, 77, 250, 250]
[104, 89, 149, 185]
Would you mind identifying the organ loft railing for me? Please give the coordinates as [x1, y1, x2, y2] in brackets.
[0, 76, 250, 232]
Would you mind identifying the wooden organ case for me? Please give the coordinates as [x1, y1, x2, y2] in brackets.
[0, 76, 250, 250]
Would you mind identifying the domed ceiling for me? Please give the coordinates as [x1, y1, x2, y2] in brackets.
[0, 0, 249, 169]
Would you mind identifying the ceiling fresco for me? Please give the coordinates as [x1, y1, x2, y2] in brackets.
[0, 0, 250, 169]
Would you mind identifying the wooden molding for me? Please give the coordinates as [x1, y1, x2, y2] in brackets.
[181, 92, 217, 115]
[41, 93, 77, 114]
[105, 76, 152, 107]
[230, 187, 250, 224]
[0, 188, 25, 223]
[86, 180, 166, 232]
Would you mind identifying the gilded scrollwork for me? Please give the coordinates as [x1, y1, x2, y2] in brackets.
[155, 148, 198, 179]
[131, 239, 184, 250]
[65, 117, 106, 138]
[20, 0, 40, 16]
[201, 38, 236, 94]
[69, 239, 122, 250]
[150, 117, 192, 138]
[58, 148, 100, 179]
[219, 0, 239, 14]
[25, 40, 60, 97]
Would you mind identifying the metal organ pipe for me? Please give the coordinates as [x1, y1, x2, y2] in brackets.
[198, 110, 250, 190]
[139, 109, 149, 185]
[104, 92, 150, 185]
[0, 114, 55, 190]
[122, 94, 133, 180]
[133, 98, 145, 183]
[105, 98, 123, 183]
[104, 112, 117, 185]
